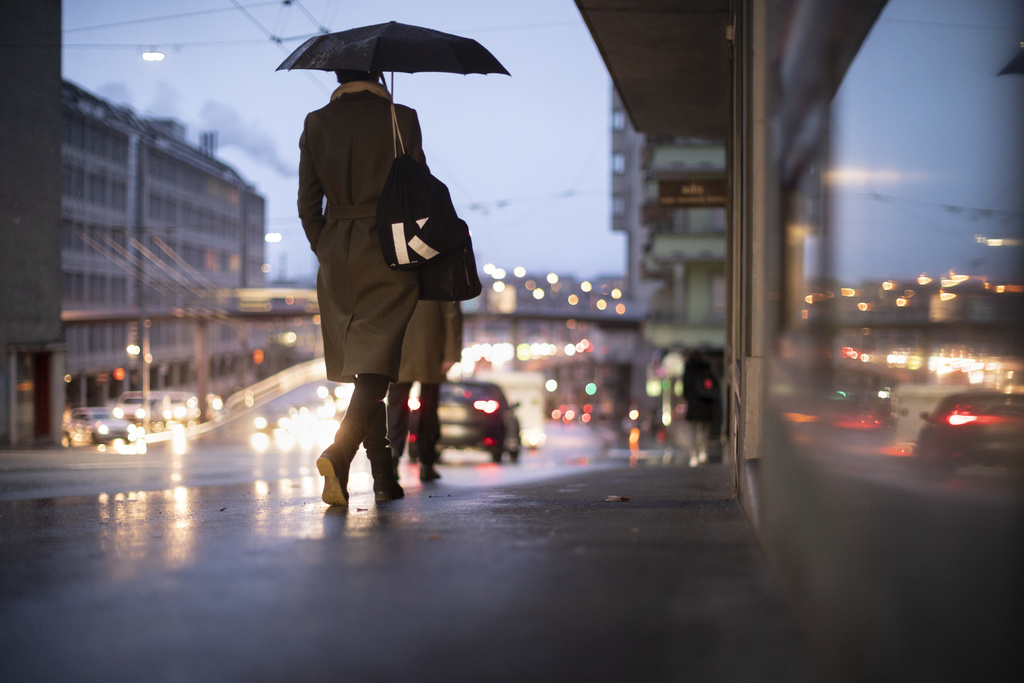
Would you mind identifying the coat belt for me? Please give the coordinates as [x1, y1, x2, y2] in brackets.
[327, 203, 377, 219]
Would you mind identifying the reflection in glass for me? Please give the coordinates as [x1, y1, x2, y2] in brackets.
[782, 0, 1024, 484]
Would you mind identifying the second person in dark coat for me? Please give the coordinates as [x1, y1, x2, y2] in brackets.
[388, 300, 463, 482]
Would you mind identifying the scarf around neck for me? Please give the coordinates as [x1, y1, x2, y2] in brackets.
[330, 80, 391, 102]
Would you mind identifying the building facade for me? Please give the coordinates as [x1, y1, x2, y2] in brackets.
[61, 81, 267, 412]
[1, 0, 64, 446]
[610, 89, 727, 443]
[577, 0, 1024, 677]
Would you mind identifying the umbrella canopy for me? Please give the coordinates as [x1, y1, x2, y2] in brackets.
[276, 21, 510, 76]
[998, 49, 1024, 76]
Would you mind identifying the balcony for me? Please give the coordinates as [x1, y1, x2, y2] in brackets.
[644, 232, 725, 274]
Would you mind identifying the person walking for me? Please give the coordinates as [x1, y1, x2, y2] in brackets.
[297, 69, 425, 506]
[682, 350, 720, 464]
[388, 300, 463, 482]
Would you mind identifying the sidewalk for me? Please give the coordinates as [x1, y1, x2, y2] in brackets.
[0, 454, 817, 682]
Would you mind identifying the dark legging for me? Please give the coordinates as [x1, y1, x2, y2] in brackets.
[334, 373, 390, 454]
[387, 382, 440, 465]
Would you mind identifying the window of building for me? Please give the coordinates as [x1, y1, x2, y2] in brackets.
[88, 274, 108, 305]
[612, 152, 626, 174]
[612, 110, 626, 131]
[612, 195, 626, 217]
[111, 182, 126, 211]
[112, 276, 127, 305]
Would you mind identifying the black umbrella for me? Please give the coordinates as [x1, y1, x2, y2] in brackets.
[276, 21, 509, 76]
[998, 49, 1024, 76]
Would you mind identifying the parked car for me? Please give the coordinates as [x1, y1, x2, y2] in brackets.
[113, 391, 201, 431]
[112, 392, 147, 423]
[63, 407, 140, 447]
[408, 380, 521, 463]
[916, 390, 1024, 474]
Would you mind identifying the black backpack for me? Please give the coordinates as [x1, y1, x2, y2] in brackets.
[376, 105, 469, 270]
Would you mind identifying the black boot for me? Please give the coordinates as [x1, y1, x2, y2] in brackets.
[419, 444, 442, 481]
[369, 451, 405, 501]
[316, 374, 390, 507]
[364, 403, 405, 502]
[317, 439, 356, 506]
[419, 460, 442, 482]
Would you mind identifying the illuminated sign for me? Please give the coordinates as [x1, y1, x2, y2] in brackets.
[658, 178, 727, 207]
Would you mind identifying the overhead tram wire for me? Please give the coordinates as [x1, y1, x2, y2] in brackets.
[72, 227, 269, 330]
[74, 224, 223, 301]
[228, 0, 329, 94]
[288, 0, 330, 35]
[73, 227, 181, 301]
[433, 130, 607, 217]
[63, 39, 272, 51]
[149, 235, 220, 292]
[127, 237, 217, 300]
[63, 1, 282, 33]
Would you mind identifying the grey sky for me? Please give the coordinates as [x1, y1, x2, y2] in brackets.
[62, 0, 622, 283]
[830, 0, 1023, 283]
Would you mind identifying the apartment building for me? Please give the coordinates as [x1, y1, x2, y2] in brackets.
[611, 89, 727, 440]
[61, 80, 267, 410]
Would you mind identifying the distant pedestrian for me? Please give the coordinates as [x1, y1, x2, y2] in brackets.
[297, 69, 426, 506]
[683, 350, 720, 463]
[388, 300, 463, 482]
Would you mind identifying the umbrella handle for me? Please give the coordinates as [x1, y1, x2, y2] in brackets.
[390, 102, 406, 158]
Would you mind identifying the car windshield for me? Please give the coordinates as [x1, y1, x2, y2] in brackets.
[85, 409, 114, 419]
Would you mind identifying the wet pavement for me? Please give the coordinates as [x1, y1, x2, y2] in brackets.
[0, 444, 817, 682]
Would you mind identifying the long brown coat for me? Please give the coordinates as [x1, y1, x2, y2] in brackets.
[396, 301, 463, 384]
[298, 85, 425, 383]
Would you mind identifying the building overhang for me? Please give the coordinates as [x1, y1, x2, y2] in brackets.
[575, 0, 732, 140]
[575, 0, 887, 143]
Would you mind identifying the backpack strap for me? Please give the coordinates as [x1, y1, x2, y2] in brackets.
[390, 102, 406, 159]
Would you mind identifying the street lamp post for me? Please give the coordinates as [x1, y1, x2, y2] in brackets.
[141, 318, 151, 433]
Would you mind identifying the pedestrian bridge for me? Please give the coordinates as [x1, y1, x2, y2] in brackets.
[61, 287, 644, 329]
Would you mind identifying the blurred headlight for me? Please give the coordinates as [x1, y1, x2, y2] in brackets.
[135, 408, 146, 419]
[173, 406, 187, 419]
[112, 407, 124, 419]
[98, 424, 110, 435]
[254, 416, 268, 430]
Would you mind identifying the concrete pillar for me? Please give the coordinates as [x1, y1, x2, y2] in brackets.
[728, 0, 775, 511]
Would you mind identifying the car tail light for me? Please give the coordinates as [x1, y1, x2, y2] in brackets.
[473, 400, 499, 414]
[482, 437, 497, 447]
[942, 409, 1001, 427]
